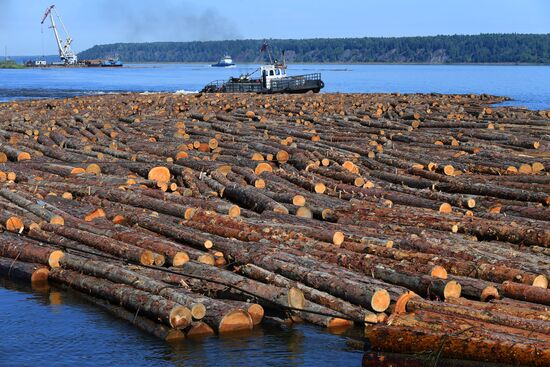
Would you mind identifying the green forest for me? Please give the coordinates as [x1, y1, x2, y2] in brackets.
[78, 34, 550, 63]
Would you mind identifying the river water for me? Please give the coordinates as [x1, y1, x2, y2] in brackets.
[1, 63, 548, 366]
[1, 63, 550, 109]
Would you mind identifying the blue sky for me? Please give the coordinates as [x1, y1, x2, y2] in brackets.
[1, 0, 549, 55]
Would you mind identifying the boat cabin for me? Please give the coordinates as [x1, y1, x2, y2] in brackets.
[261, 63, 287, 88]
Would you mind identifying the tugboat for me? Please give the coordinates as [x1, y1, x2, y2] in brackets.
[202, 44, 324, 94]
[211, 55, 235, 67]
[100, 57, 123, 67]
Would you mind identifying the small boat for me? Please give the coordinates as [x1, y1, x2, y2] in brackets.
[100, 58, 123, 67]
[211, 55, 235, 67]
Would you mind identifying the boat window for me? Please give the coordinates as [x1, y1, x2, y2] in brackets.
[269, 70, 274, 76]
[276, 69, 281, 75]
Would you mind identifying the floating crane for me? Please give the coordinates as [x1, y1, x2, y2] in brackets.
[41, 5, 78, 65]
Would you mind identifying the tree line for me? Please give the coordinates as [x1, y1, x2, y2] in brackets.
[78, 34, 550, 64]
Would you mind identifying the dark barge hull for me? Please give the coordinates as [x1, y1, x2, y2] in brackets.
[202, 73, 324, 94]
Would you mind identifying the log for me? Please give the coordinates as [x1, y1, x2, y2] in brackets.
[49, 268, 192, 329]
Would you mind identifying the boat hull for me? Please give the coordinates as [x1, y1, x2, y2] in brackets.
[202, 74, 324, 94]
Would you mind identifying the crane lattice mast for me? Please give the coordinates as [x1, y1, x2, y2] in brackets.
[41, 5, 77, 65]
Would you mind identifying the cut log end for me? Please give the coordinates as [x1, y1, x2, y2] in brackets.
[218, 310, 254, 333]
[288, 287, 305, 309]
[48, 250, 64, 268]
[246, 303, 265, 325]
[443, 280, 462, 299]
[153, 254, 166, 267]
[533, 275, 548, 289]
[169, 306, 192, 329]
[393, 291, 418, 314]
[5, 216, 24, 232]
[254, 162, 272, 176]
[17, 152, 31, 161]
[197, 254, 216, 265]
[148, 166, 171, 183]
[443, 165, 454, 176]
[364, 312, 380, 324]
[371, 289, 391, 313]
[480, 286, 500, 302]
[172, 252, 190, 267]
[430, 265, 448, 279]
[292, 195, 306, 207]
[191, 303, 206, 320]
[466, 198, 476, 208]
[332, 231, 345, 246]
[86, 163, 102, 175]
[438, 203, 452, 214]
[140, 250, 156, 266]
[184, 208, 196, 220]
[228, 205, 241, 218]
[203, 240, 214, 249]
[295, 206, 312, 218]
[314, 183, 326, 194]
[50, 216, 65, 226]
[254, 179, 266, 189]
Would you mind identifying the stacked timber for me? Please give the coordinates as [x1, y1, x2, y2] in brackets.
[0, 92, 548, 365]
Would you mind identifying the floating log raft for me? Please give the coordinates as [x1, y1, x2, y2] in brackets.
[0, 92, 548, 365]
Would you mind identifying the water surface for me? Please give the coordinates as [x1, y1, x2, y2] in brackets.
[0, 279, 362, 367]
[1, 63, 549, 109]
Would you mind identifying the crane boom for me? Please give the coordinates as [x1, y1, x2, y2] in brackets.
[41, 4, 78, 65]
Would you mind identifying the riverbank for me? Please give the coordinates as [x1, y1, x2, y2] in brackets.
[0, 92, 548, 366]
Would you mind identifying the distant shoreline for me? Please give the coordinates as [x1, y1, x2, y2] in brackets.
[120, 61, 550, 66]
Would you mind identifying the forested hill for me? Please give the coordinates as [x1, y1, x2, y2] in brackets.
[78, 34, 550, 63]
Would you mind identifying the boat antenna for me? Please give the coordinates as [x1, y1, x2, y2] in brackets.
[260, 41, 273, 64]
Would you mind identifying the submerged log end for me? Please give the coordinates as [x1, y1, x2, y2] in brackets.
[30, 267, 50, 284]
[169, 306, 193, 329]
[288, 287, 305, 309]
[443, 280, 462, 299]
[532, 275, 548, 289]
[218, 310, 254, 333]
[172, 252, 190, 267]
[186, 321, 214, 338]
[48, 250, 64, 268]
[327, 317, 353, 330]
[371, 289, 391, 313]
[164, 329, 186, 342]
[430, 265, 448, 279]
